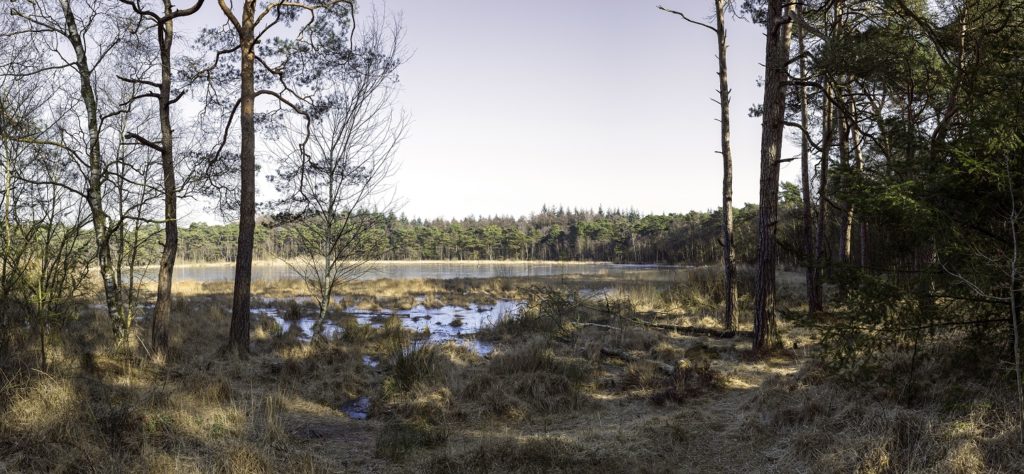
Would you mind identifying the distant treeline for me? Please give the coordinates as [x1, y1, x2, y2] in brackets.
[164, 201, 806, 266]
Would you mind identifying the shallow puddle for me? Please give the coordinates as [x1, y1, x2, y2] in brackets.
[251, 307, 344, 340]
[347, 299, 522, 355]
[340, 396, 371, 420]
[251, 298, 522, 356]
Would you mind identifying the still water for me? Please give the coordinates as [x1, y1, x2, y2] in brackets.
[229, 262, 687, 420]
[172, 260, 687, 283]
[252, 299, 523, 356]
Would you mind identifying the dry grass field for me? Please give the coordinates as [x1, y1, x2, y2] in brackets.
[1, 271, 1021, 473]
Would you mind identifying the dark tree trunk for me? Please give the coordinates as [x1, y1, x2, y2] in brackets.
[120, 0, 204, 357]
[811, 86, 835, 315]
[797, 12, 815, 318]
[753, 0, 795, 353]
[0, 141, 11, 356]
[715, 0, 738, 332]
[152, 3, 177, 358]
[227, 0, 257, 356]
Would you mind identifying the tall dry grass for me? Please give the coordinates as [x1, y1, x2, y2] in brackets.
[1, 272, 1021, 473]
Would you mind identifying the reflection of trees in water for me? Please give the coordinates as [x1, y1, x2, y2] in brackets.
[166, 262, 688, 283]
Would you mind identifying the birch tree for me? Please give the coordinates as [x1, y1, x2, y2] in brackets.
[271, 16, 404, 334]
[5, 0, 140, 346]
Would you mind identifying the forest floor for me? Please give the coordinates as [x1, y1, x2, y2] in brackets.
[1, 272, 1021, 473]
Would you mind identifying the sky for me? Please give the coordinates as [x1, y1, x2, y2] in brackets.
[178, 0, 798, 222]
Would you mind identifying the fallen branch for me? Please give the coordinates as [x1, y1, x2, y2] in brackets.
[600, 347, 675, 375]
[632, 319, 749, 339]
[573, 322, 622, 331]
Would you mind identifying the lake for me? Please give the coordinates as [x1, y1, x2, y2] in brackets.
[170, 260, 688, 283]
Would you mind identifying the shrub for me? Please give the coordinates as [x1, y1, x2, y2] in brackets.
[652, 359, 725, 403]
[460, 337, 591, 418]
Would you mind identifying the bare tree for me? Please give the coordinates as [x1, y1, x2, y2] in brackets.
[0, 24, 52, 355]
[659, 1, 738, 332]
[0, 73, 95, 367]
[271, 16, 404, 333]
[105, 76, 165, 346]
[116, 0, 204, 358]
[16, 155, 94, 369]
[5, 0, 142, 346]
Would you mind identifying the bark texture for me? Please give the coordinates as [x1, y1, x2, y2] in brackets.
[797, 18, 816, 318]
[222, 0, 257, 356]
[715, 0, 738, 332]
[753, 0, 796, 352]
[60, 0, 130, 345]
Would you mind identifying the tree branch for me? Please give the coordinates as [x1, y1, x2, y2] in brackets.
[658, 5, 718, 34]
[124, 132, 164, 153]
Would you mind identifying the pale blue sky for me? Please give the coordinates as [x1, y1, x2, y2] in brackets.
[178, 0, 797, 221]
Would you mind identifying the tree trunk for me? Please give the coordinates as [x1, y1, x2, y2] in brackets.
[1011, 228, 1023, 444]
[859, 222, 867, 267]
[38, 321, 46, 370]
[753, 0, 795, 353]
[838, 99, 853, 263]
[227, 1, 257, 356]
[151, 2, 178, 358]
[852, 107, 866, 268]
[60, 0, 129, 346]
[1, 141, 11, 354]
[1007, 165, 1023, 443]
[811, 85, 835, 315]
[314, 278, 332, 337]
[315, 249, 333, 335]
[797, 11, 815, 318]
[834, 0, 854, 265]
[716, 0, 738, 333]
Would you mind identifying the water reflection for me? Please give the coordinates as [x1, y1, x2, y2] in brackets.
[340, 397, 371, 420]
[252, 299, 521, 356]
[171, 261, 685, 283]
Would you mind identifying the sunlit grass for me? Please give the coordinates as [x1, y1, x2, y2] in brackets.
[2, 270, 1021, 472]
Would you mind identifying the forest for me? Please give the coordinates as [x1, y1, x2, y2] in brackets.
[1, 0, 1023, 472]
[168, 205, 785, 264]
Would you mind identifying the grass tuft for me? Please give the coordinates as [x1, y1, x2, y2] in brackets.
[374, 419, 449, 461]
[427, 435, 625, 474]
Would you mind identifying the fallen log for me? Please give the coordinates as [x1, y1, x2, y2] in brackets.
[631, 319, 750, 339]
